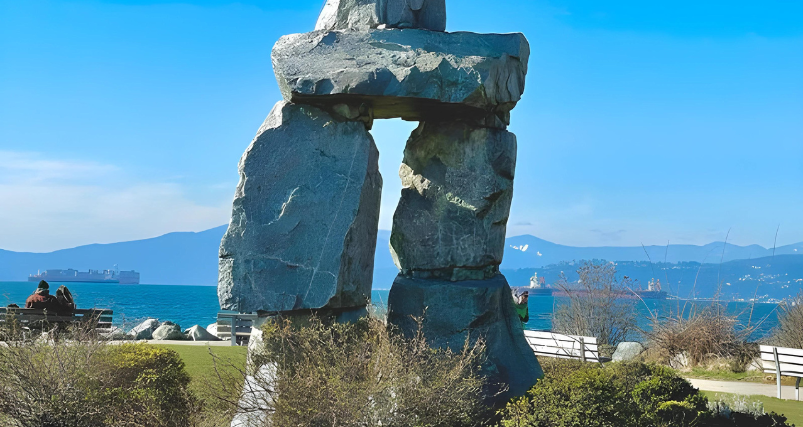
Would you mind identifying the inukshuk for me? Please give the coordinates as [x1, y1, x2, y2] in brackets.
[218, 0, 543, 403]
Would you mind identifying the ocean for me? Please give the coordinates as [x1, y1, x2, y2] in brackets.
[0, 282, 781, 339]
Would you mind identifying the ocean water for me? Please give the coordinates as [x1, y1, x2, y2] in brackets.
[0, 282, 780, 339]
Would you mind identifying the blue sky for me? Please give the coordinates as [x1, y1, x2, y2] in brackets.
[0, 0, 801, 252]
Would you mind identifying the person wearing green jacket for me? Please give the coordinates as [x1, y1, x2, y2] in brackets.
[513, 290, 529, 327]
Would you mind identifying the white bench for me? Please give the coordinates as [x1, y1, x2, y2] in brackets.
[523, 330, 602, 363]
[216, 312, 259, 346]
[760, 345, 803, 400]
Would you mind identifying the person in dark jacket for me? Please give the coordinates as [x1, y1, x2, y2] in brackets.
[25, 280, 64, 312]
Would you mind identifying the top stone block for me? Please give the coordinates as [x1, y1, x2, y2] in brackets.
[316, 0, 446, 32]
[273, 29, 529, 124]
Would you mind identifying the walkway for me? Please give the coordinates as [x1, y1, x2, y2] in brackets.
[688, 378, 800, 401]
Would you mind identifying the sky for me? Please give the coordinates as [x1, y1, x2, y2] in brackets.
[0, 0, 801, 253]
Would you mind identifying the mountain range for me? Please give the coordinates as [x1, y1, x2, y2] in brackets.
[1, 226, 801, 298]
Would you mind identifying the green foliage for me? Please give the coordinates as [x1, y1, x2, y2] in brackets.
[228, 316, 491, 427]
[0, 340, 195, 427]
[101, 344, 195, 427]
[497, 361, 793, 427]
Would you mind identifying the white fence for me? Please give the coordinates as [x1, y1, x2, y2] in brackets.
[760, 345, 803, 400]
[524, 330, 602, 363]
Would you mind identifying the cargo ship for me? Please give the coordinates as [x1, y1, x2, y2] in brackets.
[28, 265, 140, 284]
[515, 272, 554, 296]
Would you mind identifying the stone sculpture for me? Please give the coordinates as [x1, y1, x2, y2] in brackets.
[219, 0, 541, 407]
[218, 101, 381, 315]
[316, 0, 446, 32]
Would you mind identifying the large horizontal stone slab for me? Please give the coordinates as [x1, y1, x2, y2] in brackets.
[218, 101, 382, 313]
[390, 121, 516, 281]
[272, 29, 529, 123]
[316, 0, 446, 32]
[387, 274, 543, 405]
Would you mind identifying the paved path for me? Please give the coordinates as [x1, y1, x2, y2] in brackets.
[688, 378, 800, 401]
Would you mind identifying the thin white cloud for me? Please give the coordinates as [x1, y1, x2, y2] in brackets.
[0, 151, 230, 252]
[0, 151, 118, 184]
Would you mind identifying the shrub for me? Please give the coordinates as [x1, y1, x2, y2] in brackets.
[708, 394, 792, 427]
[210, 316, 491, 427]
[552, 261, 638, 355]
[0, 337, 195, 427]
[772, 291, 803, 349]
[496, 361, 792, 427]
[646, 304, 756, 369]
[102, 344, 195, 427]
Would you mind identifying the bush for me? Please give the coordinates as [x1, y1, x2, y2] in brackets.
[708, 394, 792, 427]
[772, 291, 803, 349]
[552, 261, 638, 355]
[0, 337, 195, 427]
[497, 361, 792, 427]
[646, 304, 756, 370]
[102, 344, 195, 427]
[211, 316, 491, 427]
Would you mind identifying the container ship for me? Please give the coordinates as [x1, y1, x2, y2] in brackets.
[28, 266, 140, 284]
[513, 272, 554, 296]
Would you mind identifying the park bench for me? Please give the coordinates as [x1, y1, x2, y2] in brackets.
[523, 330, 603, 363]
[0, 307, 113, 335]
[216, 312, 259, 346]
[760, 345, 802, 400]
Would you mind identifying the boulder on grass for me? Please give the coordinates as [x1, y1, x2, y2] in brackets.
[206, 323, 219, 337]
[612, 341, 645, 362]
[101, 326, 128, 340]
[127, 318, 160, 340]
[184, 325, 220, 341]
[152, 321, 184, 341]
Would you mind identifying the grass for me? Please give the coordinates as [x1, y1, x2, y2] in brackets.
[153, 344, 248, 396]
[685, 367, 764, 382]
[685, 367, 800, 385]
[702, 391, 803, 427]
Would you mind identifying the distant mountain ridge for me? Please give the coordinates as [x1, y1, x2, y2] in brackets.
[502, 235, 803, 270]
[1, 226, 801, 289]
[0, 226, 227, 286]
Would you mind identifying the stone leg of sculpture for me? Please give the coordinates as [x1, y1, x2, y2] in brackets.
[387, 120, 542, 405]
[218, 101, 382, 314]
[387, 274, 543, 404]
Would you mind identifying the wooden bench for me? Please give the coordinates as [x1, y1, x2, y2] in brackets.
[760, 345, 803, 400]
[216, 312, 259, 346]
[0, 307, 113, 334]
[523, 330, 603, 363]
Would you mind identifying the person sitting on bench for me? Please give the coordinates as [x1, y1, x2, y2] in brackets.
[25, 280, 67, 312]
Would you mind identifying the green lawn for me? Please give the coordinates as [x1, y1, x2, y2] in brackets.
[685, 367, 800, 385]
[154, 344, 248, 396]
[685, 367, 765, 382]
[702, 391, 803, 427]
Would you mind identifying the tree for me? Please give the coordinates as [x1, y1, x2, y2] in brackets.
[552, 261, 638, 355]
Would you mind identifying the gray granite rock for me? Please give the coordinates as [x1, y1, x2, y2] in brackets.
[152, 321, 184, 341]
[184, 325, 220, 341]
[390, 121, 516, 281]
[612, 341, 645, 362]
[218, 101, 382, 313]
[316, 0, 383, 31]
[272, 29, 529, 124]
[127, 318, 160, 340]
[387, 274, 543, 405]
[316, 0, 446, 32]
